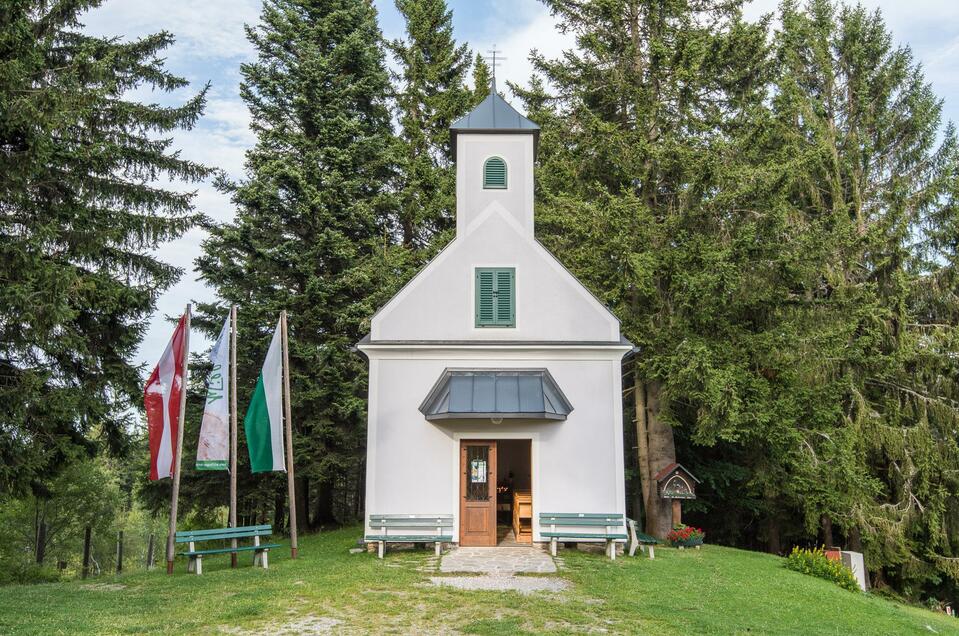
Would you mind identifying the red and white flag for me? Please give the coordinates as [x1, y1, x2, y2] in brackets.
[145, 314, 188, 480]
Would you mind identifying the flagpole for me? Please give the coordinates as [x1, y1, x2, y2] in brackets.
[229, 304, 238, 568]
[166, 304, 191, 575]
[280, 310, 298, 559]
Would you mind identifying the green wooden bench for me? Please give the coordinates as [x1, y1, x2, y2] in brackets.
[626, 517, 659, 559]
[175, 525, 281, 575]
[539, 512, 632, 560]
[365, 514, 454, 558]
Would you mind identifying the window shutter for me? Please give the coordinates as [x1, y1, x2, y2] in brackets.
[476, 270, 495, 324]
[494, 269, 514, 326]
[483, 157, 507, 189]
[475, 268, 515, 327]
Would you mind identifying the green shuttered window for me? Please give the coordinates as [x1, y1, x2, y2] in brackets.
[483, 157, 507, 189]
[475, 268, 515, 327]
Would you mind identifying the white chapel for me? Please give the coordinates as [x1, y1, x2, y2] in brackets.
[359, 87, 631, 550]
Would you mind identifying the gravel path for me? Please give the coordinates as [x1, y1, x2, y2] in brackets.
[429, 575, 569, 594]
[439, 546, 557, 574]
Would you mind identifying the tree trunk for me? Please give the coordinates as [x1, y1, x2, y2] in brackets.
[274, 489, 286, 531]
[766, 516, 782, 555]
[35, 521, 47, 565]
[296, 476, 309, 531]
[644, 380, 676, 538]
[312, 476, 336, 526]
[633, 369, 651, 508]
[821, 514, 834, 548]
[847, 524, 863, 552]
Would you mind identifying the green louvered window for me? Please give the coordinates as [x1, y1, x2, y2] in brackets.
[475, 268, 515, 328]
[483, 157, 507, 189]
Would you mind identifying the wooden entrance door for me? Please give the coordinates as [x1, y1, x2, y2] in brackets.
[460, 441, 497, 546]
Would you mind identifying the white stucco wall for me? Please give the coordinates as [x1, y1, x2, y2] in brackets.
[455, 134, 535, 236]
[362, 348, 628, 542]
[370, 206, 619, 342]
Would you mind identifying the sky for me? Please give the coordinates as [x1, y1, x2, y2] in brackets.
[77, 0, 959, 374]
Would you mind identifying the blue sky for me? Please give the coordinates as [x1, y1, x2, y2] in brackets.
[77, 0, 959, 374]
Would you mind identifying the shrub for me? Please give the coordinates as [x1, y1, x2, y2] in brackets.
[0, 559, 61, 586]
[784, 546, 860, 593]
[666, 524, 705, 546]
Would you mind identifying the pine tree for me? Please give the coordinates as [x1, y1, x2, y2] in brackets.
[0, 0, 211, 495]
[390, 0, 472, 253]
[196, 0, 399, 528]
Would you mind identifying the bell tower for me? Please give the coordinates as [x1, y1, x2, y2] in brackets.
[450, 68, 539, 237]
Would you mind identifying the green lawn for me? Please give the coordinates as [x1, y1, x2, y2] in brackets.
[1, 527, 956, 635]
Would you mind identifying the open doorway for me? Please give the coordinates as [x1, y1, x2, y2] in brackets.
[495, 439, 532, 545]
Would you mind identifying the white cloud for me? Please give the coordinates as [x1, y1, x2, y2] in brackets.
[460, 1, 575, 102]
[80, 0, 260, 61]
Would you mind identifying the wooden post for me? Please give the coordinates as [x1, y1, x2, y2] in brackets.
[280, 310, 298, 559]
[166, 304, 191, 575]
[146, 533, 155, 569]
[229, 304, 239, 568]
[672, 499, 681, 527]
[81, 526, 91, 580]
[116, 530, 123, 574]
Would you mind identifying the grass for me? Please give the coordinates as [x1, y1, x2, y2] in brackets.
[0, 527, 957, 635]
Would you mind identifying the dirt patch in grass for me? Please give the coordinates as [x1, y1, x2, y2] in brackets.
[79, 583, 126, 592]
[219, 614, 342, 635]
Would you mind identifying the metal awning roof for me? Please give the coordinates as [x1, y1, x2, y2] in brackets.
[419, 369, 573, 421]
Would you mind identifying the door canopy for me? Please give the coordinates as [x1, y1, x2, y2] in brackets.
[419, 369, 573, 421]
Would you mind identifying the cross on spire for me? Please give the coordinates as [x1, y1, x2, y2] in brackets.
[483, 47, 505, 91]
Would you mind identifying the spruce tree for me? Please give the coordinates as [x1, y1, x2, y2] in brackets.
[523, 0, 770, 537]
[0, 0, 211, 495]
[768, 0, 959, 591]
[471, 53, 491, 103]
[390, 0, 472, 253]
[196, 0, 398, 527]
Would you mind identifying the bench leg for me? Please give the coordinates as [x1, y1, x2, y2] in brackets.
[262, 549, 269, 569]
[609, 540, 616, 560]
[187, 556, 196, 573]
[378, 541, 384, 559]
[435, 541, 441, 557]
[550, 538, 557, 557]
[196, 556, 203, 575]
[648, 545, 655, 560]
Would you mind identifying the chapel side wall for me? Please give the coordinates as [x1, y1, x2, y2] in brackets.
[363, 353, 627, 541]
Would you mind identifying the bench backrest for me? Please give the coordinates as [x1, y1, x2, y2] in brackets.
[539, 513, 625, 528]
[175, 525, 272, 543]
[369, 514, 454, 528]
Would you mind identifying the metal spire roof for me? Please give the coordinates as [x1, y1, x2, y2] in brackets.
[449, 90, 540, 134]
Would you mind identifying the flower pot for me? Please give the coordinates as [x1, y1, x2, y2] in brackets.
[671, 537, 704, 548]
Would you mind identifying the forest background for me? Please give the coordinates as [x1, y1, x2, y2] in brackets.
[2, 0, 958, 608]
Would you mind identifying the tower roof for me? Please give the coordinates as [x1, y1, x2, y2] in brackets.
[450, 91, 539, 155]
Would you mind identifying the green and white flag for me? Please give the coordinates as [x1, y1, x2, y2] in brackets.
[196, 315, 230, 470]
[244, 319, 285, 473]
